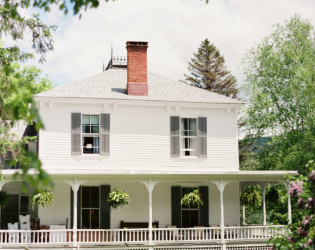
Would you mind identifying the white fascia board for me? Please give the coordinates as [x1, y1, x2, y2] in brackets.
[33, 96, 244, 109]
[1, 169, 297, 183]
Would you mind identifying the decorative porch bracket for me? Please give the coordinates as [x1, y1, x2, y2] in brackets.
[65, 180, 86, 246]
[140, 180, 160, 245]
[211, 179, 230, 244]
[0, 180, 9, 191]
[281, 181, 292, 224]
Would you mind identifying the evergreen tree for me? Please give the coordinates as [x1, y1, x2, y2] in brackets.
[184, 38, 239, 98]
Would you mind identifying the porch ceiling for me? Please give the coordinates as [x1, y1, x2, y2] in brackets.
[2, 169, 298, 183]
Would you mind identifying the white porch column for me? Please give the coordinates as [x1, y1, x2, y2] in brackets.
[212, 180, 229, 244]
[284, 182, 292, 224]
[140, 180, 160, 245]
[65, 180, 85, 245]
[262, 183, 267, 226]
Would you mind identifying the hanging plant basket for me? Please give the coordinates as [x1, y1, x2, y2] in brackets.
[107, 188, 130, 209]
[181, 189, 203, 207]
[0, 191, 9, 207]
[32, 190, 55, 208]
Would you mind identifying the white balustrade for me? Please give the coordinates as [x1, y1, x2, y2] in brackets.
[0, 225, 285, 246]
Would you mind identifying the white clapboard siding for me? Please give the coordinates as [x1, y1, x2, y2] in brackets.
[38, 181, 70, 226]
[38, 102, 239, 172]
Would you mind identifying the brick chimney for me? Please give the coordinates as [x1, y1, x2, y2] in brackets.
[126, 41, 148, 96]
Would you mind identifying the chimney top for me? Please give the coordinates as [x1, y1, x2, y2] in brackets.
[126, 41, 148, 47]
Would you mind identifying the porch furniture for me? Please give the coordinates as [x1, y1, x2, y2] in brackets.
[165, 225, 179, 240]
[19, 215, 31, 243]
[120, 220, 159, 229]
[49, 225, 67, 243]
[7, 222, 19, 243]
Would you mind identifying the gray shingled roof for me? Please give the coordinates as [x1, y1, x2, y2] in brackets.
[35, 68, 243, 104]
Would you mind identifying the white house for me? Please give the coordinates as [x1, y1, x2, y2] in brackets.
[0, 41, 297, 249]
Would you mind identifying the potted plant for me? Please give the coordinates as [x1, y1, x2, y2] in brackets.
[181, 189, 203, 207]
[0, 191, 9, 207]
[32, 190, 55, 208]
[107, 188, 130, 209]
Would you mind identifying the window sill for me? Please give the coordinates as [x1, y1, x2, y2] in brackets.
[71, 155, 109, 161]
[172, 156, 206, 162]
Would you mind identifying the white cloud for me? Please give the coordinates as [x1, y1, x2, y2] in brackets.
[23, 0, 315, 92]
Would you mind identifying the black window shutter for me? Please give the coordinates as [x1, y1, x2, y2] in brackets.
[171, 186, 181, 227]
[71, 113, 81, 155]
[100, 113, 110, 156]
[100, 185, 111, 229]
[77, 187, 81, 229]
[170, 116, 180, 157]
[199, 186, 209, 227]
[198, 117, 207, 158]
[70, 189, 73, 228]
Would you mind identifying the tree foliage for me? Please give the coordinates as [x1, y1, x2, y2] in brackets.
[0, 59, 53, 191]
[184, 38, 239, 98]
[242, 15, 315, 174]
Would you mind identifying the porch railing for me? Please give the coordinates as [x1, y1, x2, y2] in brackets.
[0, 225, 286, 246]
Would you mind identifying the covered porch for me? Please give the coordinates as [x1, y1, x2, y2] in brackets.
[0, 170, 296, 248]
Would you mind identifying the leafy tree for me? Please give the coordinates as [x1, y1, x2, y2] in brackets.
[0, 60, 53, 191]
[242, 15, 315, 174]
[270, 161, 315, 249]
[184, 38, 239, 98]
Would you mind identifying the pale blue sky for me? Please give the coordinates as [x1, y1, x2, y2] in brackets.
[18, 0, 315, 93]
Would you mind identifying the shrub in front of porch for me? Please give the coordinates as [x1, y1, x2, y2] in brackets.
[270, 161, 315, 249]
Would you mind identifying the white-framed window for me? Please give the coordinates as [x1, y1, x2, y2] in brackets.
[180, 118, 197, 156]
[81, 186, 100, 229]
[82, 115, 100, 154]
[181, 187, 199, 227]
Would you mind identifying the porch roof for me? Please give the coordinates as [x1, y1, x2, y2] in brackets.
[2, 169, 298, 182]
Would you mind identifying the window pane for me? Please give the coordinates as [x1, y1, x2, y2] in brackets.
[82, 209, 90, 229]
[90, 209, 99, 229]
[82, 187, 90, 208]
[189, 210, 199, 227]
[90, 187, 99, 208]
[82, 125, 90, 133]
[189, 119, 196, 136]
[91, 126, 99, 133]
[20, 196, 29, 213]
[83, 115, 90, 125]
[82, 137, 99, 154]
[181, 119, 187, 136]
[182, 210, 190, 227]
[90, 116, 99, 125]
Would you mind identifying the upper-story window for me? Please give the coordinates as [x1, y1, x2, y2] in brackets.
[181, 118, 197, 156]
[71, 113, 110, 156]
[170, 116, 207, 158]
[82, 115, 100, 154]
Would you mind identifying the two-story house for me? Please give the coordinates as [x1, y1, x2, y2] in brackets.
[0, 41, 297, 249]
